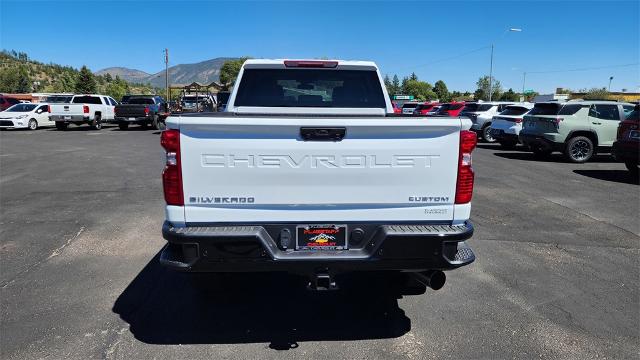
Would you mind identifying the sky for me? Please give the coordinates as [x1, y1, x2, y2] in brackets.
[1, 0, 639, 93]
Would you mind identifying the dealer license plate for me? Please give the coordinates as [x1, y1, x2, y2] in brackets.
[296, 224, 347, 250]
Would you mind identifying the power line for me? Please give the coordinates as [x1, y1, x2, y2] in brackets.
[390, 45, 491, 73]
[526, 62, 639, 74]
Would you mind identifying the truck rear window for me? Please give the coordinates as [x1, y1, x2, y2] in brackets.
[72, 96, 102, 105]
[233, 69, 386, 108]
[129, 98, 155, 105]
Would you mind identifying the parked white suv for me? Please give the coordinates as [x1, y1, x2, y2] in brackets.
[460, 102, 514, 142]
[49, 94, 118, 130]
[159, 59, 477, 293]
[0, 103, 54, 130]
[490, 103, 534, 148]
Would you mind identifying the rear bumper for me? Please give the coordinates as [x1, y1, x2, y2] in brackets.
[50, 115, 89, 123]
[160, 221, 475, 274]
[491, 129, 519, 142]
[519, 133, 563, 151]
[112, 116, 153, 123]
[612, 140, 640, 163]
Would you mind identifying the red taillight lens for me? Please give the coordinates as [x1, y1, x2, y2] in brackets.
[47, 105, 51, 113]
[284, 60, 338, 68]
[455, 130, 477, 204]
[514, 118, 523, 123]
[161, 129, 183, 206]
[144, 106, 149, 115]
[83, 105, 89, 113]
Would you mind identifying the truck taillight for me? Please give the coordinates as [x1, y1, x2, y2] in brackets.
[47, 105, 51, 113]
[455, 130, 477, 204]
[161, 129, 183, 206]
[83, 105, 89, 114]
[514, 118, 523, 123]
[144, 106, 149, 115]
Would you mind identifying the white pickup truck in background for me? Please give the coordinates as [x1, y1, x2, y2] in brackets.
[159, 59, 477, 293]
[49, 94, 118, 130]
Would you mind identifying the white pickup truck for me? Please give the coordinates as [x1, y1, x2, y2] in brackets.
[159, 59, 477, 292]
[49, 94, 118, 130]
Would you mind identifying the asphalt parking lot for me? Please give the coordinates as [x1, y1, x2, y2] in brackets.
[1, 125, 638, 359]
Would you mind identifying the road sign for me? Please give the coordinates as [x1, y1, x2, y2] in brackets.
[523, 89, 534, 95]
[393, 95, 414, 100]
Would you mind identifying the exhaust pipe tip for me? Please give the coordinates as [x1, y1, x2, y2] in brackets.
[426, 270, 446, 290]
[412, 270, 447, 290]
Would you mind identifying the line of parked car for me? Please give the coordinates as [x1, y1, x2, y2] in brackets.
[393, 99, 639, 175]
[0, 91, 227, 132]
[0, 93, 171, 131]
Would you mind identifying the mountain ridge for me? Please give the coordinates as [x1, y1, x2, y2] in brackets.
[96, 57, 236, 87]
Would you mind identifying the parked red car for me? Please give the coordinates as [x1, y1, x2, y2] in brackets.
[434, 102, 466, 117]
[413, 102, 441, 115]
[0, 95, 21, 111]
[392, 101, 402, 114]
[612, 104, 639, 177]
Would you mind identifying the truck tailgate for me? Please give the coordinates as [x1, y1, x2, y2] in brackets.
[115, 105, 148, 117]
[175, 116, 463, 223]
[49, 104, 84, 116]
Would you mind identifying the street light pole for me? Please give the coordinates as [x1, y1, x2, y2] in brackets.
[488, 28, 522, 102]
[488, 44, 494, 101]
[164, 48, 169, 103]
[608, 76, 614, 92]
[522, 72, 527, 100]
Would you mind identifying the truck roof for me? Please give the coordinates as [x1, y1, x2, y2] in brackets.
[243, 59, 378, 70]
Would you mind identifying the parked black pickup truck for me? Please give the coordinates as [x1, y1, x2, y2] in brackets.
[112, 95, 168, 130]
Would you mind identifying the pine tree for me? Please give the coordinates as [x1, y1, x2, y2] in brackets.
[75, 65, 97, 94]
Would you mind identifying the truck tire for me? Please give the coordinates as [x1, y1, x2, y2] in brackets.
[482, 124, 496, 143]
[153, 115, 166, 130]
[625, 161, 639, 178]
[28, 119, 38, 130]
[91, 115, 102, 130]
[118, 122, 129, 130]
[564, 136, 594, 163]
[55, 122, 68, 131]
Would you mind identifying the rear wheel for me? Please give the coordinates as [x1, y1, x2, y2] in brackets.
[482, 125, 496, 143]
[55, 122, 67, 131]
[28, 119, 38, 130]
[153, 115, 166, 130]
[625, 161, 639, 178]
[91, 115, 102, 130]
[564, 136, 594, 163]
[118, 122, 129, 130]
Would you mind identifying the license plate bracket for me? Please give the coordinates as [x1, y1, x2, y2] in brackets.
[296, 224, 347, 250]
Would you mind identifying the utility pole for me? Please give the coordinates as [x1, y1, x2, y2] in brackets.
[488, 44, 494, 101]
[164, 49, 169, 103]
[522, 72, 526, 100]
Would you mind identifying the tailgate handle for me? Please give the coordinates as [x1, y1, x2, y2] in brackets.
[300, 127, 346, 141]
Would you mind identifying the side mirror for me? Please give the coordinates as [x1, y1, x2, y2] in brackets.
[36, 109, 43, 114]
